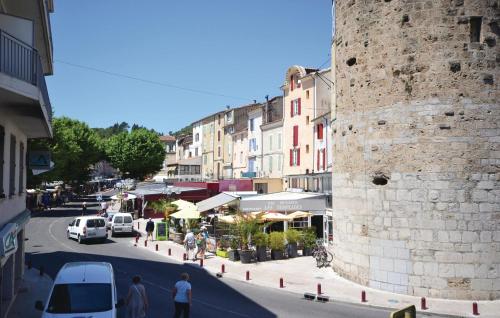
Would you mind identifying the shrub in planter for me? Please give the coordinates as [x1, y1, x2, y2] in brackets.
[269, 232, 285, 260]
[228, 237, 240, 261]
[239, 249, 253, 263]
[285, 229, 300, 258]
[301, 229, 316, 256]
[253, 232, 269, 262]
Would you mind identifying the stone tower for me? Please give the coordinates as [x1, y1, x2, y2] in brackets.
[331, 0, 499, 300]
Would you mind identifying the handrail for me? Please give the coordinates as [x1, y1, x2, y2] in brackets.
[0, 29, 52, 122]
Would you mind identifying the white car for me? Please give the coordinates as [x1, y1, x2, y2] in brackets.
[67, 216, 108, 244]
[35, 262, 123, 317]
[102, 211, 118, 229]
[109, 213, 134, 237]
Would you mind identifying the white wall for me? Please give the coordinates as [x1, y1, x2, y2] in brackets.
[190, 122, 203, 157]
[262, 124, 283, 179]
[0, 113, 27, 227]
[0, 13, 33, 45]
[247, 109, 262, 173]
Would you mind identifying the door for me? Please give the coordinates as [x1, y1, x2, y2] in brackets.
[72, 219, 81, 237]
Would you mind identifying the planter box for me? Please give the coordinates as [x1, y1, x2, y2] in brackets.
[228, 249, 240, 262]
[302, 247, 313, 256]
[216, 249, 229, 258]
[271, 249, 284, 260]
[256, 246, 267, 262]
[239, 250, 253, 264]
[287, 242, 298, 258]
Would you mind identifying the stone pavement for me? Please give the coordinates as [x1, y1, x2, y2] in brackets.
[134, 218, 500, 318]
[7, 267, 53, 318]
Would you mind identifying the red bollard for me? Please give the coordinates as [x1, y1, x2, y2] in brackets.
[221, 264, 225, 273]
[155, 244, 158, 251]
[200, 258, 204, 267]
[168, 248, 171, 256]
[137, 222, 140, 230]
[472, 302, 479, 316]
[144, 240, 147, 247]
[361, 290, 367, 302]
[183, 253, 187, 261]
[280, 278, 284, 288]
[317, 283, 322, 295]
[421, 297, 427, 310]
[246, 270, 250, 281]
[135, 234, 139, 243]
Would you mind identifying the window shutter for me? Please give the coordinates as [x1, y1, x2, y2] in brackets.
[297, 149, 300, 166]
[322, 149, 326, 170]
[290, 100, 294, 117]
[293, 126, 298, 147]
[317, 150, 320, 170]
[290, 75, 294, 91]
[298, 98, 301, 115]
[318, 124, 323, 140]
[289, 149, 293, 166]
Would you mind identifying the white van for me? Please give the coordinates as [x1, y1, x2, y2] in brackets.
[109, 213, 134, 236]
[67, 216, 107, 243]
[35, 262, 123, 317]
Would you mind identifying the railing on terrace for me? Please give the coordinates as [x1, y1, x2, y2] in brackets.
[0, 30, 52, 122]
[241, 171, 257, 178]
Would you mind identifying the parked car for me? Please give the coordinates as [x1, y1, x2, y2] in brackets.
[102, 211, 118, 229]
[109, 213, 134, 237]
[35, 262, 123, 317]
[67, 216, 107, 244]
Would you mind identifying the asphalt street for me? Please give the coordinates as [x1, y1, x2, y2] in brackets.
[25, 199, 437, 318]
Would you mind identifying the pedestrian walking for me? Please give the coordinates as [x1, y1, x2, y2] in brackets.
[81, 201, 87, 216]
[183, 230, 196, 261]
[145, 218, 155, 241]
[172, 272, 191, 318]
[100, 200, 108, 214]
[126, 275, 148, 318]
[194, 226, 207, 260]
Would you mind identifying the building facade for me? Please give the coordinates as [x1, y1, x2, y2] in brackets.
[247, 106, 263, 178]
[190, 120, 203, 158]
[0, 1, 54, 316]
[331, 0, 499, 300]
[202, 117, 215, 181]
[154, 135, 176, 180]
[213, 112, 225, 180]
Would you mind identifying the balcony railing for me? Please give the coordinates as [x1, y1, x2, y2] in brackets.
[0, 30, 52, 122]
[241, 171, 257, 178]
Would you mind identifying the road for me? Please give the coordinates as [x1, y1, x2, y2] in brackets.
[25, 199, 433, 318]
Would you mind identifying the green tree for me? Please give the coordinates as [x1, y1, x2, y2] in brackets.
[93, 121, 129, 139]
[28, 117, 103, 186]
[105, 128, 165, 180]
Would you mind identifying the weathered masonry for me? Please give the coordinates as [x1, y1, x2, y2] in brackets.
[331, 0, 499, 300]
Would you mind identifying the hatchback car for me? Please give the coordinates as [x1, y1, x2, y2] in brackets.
[35, 262, 123, 317]
[109, 213, 134, 237]
[67, 216, 107, 243]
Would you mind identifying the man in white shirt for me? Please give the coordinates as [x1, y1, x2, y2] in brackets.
[172, 272, 191, 318]
[183, 230, 196, 261]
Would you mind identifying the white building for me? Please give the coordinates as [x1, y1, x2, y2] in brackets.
[190, 120, 203, 158]
[247, 107, 262, 177]
[0, 1, 54, 316]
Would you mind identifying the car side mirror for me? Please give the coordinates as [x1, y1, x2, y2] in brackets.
[35, 300, 44, 311]
[116, 298, 125, 308]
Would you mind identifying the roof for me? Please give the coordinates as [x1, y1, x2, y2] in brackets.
[129, 182, 203, 197]
[159, 135, 176, 142]
[196, 192, 240, 212]
[239, 191, 326, 212]
[311, 111, 331, 123]
[55, 262, 113, 284]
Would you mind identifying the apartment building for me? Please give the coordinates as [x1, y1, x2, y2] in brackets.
[247, 106, 262, 178]
[213, 112, 225, 180]
[154, 135, 176, 181]
[201, 116, 215, 180]
[167, 134, 201, 182]
[255, 96, 283, 193]
[190, 120, 203, 158]
[0, 1, 54, 316]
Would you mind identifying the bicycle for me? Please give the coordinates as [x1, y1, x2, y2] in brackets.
[312, 239, 333, 268]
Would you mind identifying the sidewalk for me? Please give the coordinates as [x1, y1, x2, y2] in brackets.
[7, 268, 53, 318]
[135, 218, 499, 318]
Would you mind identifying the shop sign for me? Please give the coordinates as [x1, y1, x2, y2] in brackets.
[0, 223, 18, 258]
[28, 151, 51, 169]
[240, 198, 326, 212]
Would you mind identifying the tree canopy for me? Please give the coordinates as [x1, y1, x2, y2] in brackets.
[105, 128, 166, 179]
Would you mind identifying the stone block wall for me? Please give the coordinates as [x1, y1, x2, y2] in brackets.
[331, 0, 499, 300]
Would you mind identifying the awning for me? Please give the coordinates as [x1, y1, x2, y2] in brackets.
[239, 191, 326, 213]
[196, 192, 240, 212]
[170, 206, 200, 219]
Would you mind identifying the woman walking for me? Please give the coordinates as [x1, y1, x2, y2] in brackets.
[126, 275, 148, 318]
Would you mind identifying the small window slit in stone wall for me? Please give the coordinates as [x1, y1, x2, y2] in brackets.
[470, 17, 482, 43]
[372, 176, 389, 186]
[346, 57, 357, 66]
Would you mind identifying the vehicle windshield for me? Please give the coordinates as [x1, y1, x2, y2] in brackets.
[46, 283, 112, 313]
[124, 216, 133, 223]
[87, 219, 105, 227]
[114, 216, 123, 223]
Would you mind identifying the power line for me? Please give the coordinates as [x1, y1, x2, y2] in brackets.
[54, 59, 253, 102]
[317, 55, 331, 69]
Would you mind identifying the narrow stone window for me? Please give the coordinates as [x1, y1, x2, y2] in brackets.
[346, 57, 356, 66]
[470, 17, 482, 43]
[372, 175, 389, 186]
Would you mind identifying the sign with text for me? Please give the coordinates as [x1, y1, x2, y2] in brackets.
[0, 223, 18, 258]
[156, 222, 168, 241]
[240, 197, 326, 212]
[28, 151, 51, 169]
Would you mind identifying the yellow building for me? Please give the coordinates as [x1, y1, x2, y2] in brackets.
[212, 112, 225, 180]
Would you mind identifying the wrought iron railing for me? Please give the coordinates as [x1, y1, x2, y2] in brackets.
[0, 30, 52, 122]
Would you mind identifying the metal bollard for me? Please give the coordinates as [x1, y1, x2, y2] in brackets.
[155, 244, 158, 251]
[135, 234, 139, 243]
[280, 278, 284, 288]
[200, 258, 203, 267]
[421, 297, 427, 310]
[361, 290, 367, 302]
[472, 302, 479, 316]
[221, 264, 225, 273]
[317, 283, 322, 295]
[168, 248, 171, 256]
[246, 270, 250, 281]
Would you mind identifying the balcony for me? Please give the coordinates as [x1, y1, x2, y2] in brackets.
[241, 171, 257, 178]
[0, 29, 52, 137]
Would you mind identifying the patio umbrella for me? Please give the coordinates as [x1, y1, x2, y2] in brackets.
[170, 206, 200, 219]
[171, 199, 196, 210]
[217, 215, 237, 224]
[288, 211, 313, 219]
[261, 212, 292, 222]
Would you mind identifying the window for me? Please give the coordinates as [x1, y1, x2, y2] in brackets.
[470, 17, 482, 43]
[218, 114, 221, 125]
[195, 133, 199, 142]
[306, 90, 310, 99]
[9, 134, 15, 196]
[249, 118, 255, 131]
[46, 283, 112, 314]
[19, 142, 24, 194]
[217, 130, 221, 141]
[269, 156, 273, 172]
[0, 125, 4, 197]
[290, 148, 300, 166]
[290, 98, 301, 116]
[306, 144, 309, 153]
[306, 116, 310, 125]
[218, 146, 221, 157]
[317, 123, 324, 140]
[293, 126, 299, 147]
[75, 219, 80, 227]
[240, 151, 243, 164]
[195, 148, 198, 157]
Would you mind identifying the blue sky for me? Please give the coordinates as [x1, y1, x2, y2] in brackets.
[47, 1, 332, 134]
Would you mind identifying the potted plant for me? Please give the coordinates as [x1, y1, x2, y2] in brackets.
[228, 237, 240, 262]
[285, 229, 300, 258]
[301, 229, 316, 256]
[269, 232, 285, 260]
[215, 236, 229, 258]
[253, 232, 268, 262]
[235, 212, 260, 264]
